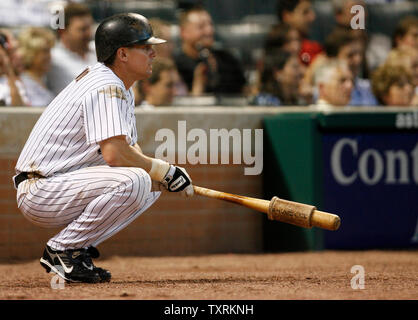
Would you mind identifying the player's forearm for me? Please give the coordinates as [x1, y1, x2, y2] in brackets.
[102, 141, 152, 171]
[100, 136, 170, 181]
[114, 146, 171, 182]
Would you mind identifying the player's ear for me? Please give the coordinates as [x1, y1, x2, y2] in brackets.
[117, 47, 129, 62]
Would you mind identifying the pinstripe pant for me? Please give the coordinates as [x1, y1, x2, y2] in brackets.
[16, 166, 160, 251]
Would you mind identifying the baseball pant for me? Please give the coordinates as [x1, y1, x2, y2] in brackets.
[16, 166, 160, 251]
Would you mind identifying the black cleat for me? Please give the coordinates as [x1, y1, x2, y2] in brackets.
[85, 246, 112, 282]
[40, 245, 101, 283]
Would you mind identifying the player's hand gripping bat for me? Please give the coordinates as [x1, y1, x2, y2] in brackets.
[193, 186, 340, 231]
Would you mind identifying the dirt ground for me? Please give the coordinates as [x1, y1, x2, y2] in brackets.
[0, 250, 416, 300]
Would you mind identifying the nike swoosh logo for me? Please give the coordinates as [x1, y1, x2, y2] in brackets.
[57, 254, 74, 274]
[82, 262, 93, 270]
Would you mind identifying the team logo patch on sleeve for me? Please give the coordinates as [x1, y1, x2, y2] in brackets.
[98, 86, 127, 101]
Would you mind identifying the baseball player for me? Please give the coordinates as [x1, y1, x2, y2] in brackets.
[13, 13, 194, 283]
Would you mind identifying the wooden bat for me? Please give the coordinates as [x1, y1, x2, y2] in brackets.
[193, 186, 340, 231]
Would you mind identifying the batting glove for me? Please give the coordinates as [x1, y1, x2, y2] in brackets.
[162, 165, 194, 197]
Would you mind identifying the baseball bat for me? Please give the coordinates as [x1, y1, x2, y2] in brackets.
[193, 186, 340, 231]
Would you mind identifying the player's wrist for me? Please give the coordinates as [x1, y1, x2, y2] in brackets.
[148, 158, 171, 182]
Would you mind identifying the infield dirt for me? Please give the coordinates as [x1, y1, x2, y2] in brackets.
[0, 250, 416, 300]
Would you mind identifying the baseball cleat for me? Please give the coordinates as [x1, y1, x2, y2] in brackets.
[40, 245, 101, 283]
[85, 246, 112, 282]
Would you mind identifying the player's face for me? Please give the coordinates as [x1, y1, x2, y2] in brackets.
[126, 44, 156, 80]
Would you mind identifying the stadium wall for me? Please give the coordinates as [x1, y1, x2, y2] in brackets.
[0, 107, 284, 260]
[3, 107, 416, 260]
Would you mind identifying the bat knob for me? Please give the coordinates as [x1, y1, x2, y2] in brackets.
[311, 210, 341, 231]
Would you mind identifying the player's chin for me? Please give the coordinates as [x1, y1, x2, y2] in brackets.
[135, 67, 152, 79]
[137, 71, 152, 81]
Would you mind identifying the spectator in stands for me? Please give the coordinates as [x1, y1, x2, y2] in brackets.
[251, 50, 305, 106]
[333, 0, 366, 31]
[312, 60, 354, 110]
[392, 16, 418, 50]
[254, 23, 304, 101]
[46, 2, 96, 95]
[277, 0, 322, 65]
[323, 28, 378, 105]
[331, 0, 391, 75]
[149, 18, 175, 59]
[135, 58, 178, 108]
[264, 23, 302, 57]
[385, 47, 418, 88]
[18, 27, 55, 106]
[388, 47, 418, 105]
[0, 29, 28, 106]
[382, 16, 418, 104]
[372, 62, 415, 107]
[174, 5, 246, 96]
[149, 18, 188, 97]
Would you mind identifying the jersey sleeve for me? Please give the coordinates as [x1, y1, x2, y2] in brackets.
[82, 84, 132, 145]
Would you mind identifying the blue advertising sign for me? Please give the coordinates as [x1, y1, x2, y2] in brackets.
[322, 133, 418, 249]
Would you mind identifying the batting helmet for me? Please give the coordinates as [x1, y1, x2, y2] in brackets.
[95, 13, 166, 63]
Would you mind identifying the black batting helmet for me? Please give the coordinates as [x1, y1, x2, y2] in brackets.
[95, 13, 166, 63]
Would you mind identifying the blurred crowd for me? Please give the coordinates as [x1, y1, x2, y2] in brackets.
[0, 0, 417, 108]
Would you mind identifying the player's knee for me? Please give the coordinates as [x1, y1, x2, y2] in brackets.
[122, 167, 152, 207]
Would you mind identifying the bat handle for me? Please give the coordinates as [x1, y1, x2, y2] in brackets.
[194, 185, 270, 213]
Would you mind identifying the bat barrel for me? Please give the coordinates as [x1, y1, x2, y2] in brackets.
[194, 186, 341, 231]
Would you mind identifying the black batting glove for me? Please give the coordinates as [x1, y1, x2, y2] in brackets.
[162, 165, 194, 197]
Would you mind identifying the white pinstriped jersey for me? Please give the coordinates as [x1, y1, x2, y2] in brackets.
[15, 63, 137, 178]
